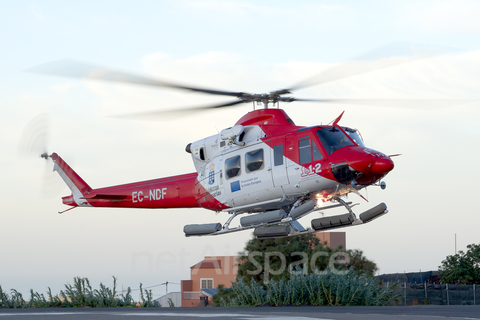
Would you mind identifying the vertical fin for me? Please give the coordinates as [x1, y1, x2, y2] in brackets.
[50, 153, 91, 197]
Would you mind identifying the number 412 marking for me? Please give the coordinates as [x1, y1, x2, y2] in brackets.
[301, 163, 321, 177]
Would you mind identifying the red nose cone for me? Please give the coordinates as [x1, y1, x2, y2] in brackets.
[371, 157, 394, 174]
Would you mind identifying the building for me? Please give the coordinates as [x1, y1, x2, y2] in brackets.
[316, 231, 346, 249]
[180, 231, 346, 307]
[181, 256, 238, 307]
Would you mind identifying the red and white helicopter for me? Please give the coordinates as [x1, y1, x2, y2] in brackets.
[28, 50, 426, 239]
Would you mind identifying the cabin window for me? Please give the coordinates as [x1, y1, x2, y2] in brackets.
[299, 136, 323, 164]
[312, 142, 323, 161]
[299, 137, 311, 165]
[225, 155, 241, 179]
[273, 144, 283, 166]
[200, 278, 214, 289]
[245, 149, 264, 173]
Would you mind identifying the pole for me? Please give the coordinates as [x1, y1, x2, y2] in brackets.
[425, 281, 427, 302]
[474, 284, 476, 306]
[455, 234, 457, 255]
[404, 282, 407, 306]
[446, 283, 449, 306]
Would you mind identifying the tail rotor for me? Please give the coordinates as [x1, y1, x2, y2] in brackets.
[18, 114, 67, 198]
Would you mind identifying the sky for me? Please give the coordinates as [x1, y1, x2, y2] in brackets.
[1, 0, 480, 298]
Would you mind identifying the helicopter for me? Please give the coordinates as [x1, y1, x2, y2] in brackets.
[29, 45, 446, 238]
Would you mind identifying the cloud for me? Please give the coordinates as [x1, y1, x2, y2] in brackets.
[403, 0, 480, 34]
[178, 0, 357, 30]
[29, 4, 45, 20]
[51, 82, 77, 94]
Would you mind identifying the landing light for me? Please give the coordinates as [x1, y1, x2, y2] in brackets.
[315, 193, 325, 207]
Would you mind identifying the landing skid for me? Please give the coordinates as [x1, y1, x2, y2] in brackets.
[183, 199, 388, 238]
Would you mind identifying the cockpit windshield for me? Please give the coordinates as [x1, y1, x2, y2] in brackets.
[316, 127, 354, 155]
[344, 128, 365, 147]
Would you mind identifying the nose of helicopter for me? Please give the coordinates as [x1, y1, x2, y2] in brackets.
[371, 157, 394, 175]
[343, 147, 394, 176]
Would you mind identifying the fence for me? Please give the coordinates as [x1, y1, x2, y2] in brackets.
[182, 291, 202, 300]
[156, 292, 182, 307]
[385, 282, 480, 305]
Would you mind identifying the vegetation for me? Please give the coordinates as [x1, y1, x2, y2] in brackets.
[438, 243, 480, 284]
[212, 233, 391, 307]
[213, 271, 401, 307]
[0, 277, 160, 308]
[237, 233, 378, 283]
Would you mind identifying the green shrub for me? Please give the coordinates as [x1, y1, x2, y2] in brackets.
[0, 276, 159, 308]
[216, 270, 401, 307]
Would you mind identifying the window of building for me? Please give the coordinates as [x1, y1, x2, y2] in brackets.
[200, 278, 214, 289]
[245, 149, 264, 173]
[273, 144, 283, 166]
[225, 155, 241, 179]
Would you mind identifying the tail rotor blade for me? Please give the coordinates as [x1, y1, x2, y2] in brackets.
[18, 113, 50, 157]
[18, 114, 67, 198]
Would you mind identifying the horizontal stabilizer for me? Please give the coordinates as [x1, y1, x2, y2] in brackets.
[81, 193, 127, 200]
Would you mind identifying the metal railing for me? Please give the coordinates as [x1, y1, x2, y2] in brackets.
[383, 282, 479, 305]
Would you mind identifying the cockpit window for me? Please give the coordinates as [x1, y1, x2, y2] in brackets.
[316, 127, 354, 155]
[344, 128, 365, 147]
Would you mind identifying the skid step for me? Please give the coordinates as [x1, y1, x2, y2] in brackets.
[359, 203, 387, 223]
[254, 225, 291, 238]
[240, 209, 286, 227]
[311, 213, 354, 231]
[311, 202, 388, 231]
[184, 223, 222, 236]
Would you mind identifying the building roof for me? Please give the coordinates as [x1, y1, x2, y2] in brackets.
[190, 259, 222, 269]
[201, 288, 218, 298]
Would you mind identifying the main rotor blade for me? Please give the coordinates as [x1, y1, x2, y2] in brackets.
[111, 100, 246, 120]
[27, 59, 248, 98]
[286, 42, 455, 92]
[297, 98, 473, 109]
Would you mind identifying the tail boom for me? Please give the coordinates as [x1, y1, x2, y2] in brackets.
[84, 173, 200, 209]
[50, 153, 203, 209]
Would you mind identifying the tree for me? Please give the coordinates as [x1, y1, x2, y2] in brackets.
[236, 233, 377, 283]
[344, 249, 378, 277]
[438, 243, 480, 284]
[237, 233, 324, 282]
